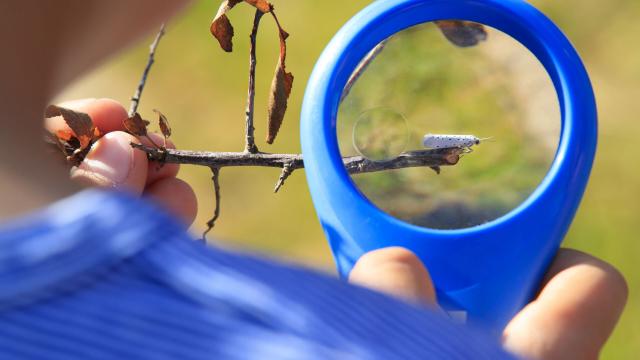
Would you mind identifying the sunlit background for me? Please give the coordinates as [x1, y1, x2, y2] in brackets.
[57, 1, 640, 358]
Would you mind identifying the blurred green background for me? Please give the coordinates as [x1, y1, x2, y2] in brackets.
[57, 1, 639, 358]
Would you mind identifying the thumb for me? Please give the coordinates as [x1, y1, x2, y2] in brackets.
[70, 131, 148, 194]
[348, 247, 439, 307]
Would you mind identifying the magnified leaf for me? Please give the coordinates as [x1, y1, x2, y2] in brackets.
[435, 20, 487, 47]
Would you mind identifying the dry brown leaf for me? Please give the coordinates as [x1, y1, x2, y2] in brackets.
[266, 13, 293, 145]
[267, 64, 293, 144]
[123, 113, 150, 137]
[45, 105, 98, 151]
[210, 0, 243, 52]
[210, 14, 234, 52]
[210, 0, 273, 52]
[435, 21, 487, 47]
[244, 0, 271, 13]
[44, 131, 71, 158]
[55, 129, 73, 142]
[154, 109, 172, 139]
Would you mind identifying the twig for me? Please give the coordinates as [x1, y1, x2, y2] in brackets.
[342, 149, 460, 173]
[128, 24, 166, 117]
[269, 7, 284, 36]
[203, 167, 222, 240]
[132, 144, 461, 174]
[244, 10, 264, 153]
[340, 39, 388, 103]
[274, 162, 294, 193]
[123, 13, 470, 236]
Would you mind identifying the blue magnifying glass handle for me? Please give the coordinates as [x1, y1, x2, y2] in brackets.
[301, 0, 597, 333]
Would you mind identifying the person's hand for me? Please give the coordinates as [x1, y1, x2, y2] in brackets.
[348, 247, 627, 360]
[46, 98, 198, 226]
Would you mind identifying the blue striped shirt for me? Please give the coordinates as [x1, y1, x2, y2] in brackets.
[0, 190, 515, 359]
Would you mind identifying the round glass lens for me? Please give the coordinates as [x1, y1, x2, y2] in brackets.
[338, 21, 560, 230]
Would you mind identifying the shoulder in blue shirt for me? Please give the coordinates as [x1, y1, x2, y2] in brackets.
[0, 190, 515, 360]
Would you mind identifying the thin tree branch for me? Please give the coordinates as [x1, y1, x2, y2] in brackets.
[269, 7, 284, 36]
[132, 144, 461, 174]
[340, 39, 388, 103]
[122, 15, 472, 237]
[244, 10, 264, 153]
[203, 167, 222, 241]
[128, 24, 166, 117]
[339, 22, 489, 105]
[274, 162, 294, 193]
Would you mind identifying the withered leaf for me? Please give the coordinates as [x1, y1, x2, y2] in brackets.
[55, 129, 73, 142]
[244, 0, 271, 13]
[45, 105, 98, 151]
[266, 17, 293, 145]
[153, 109, 172, 139]
[210, 0, 243, 52]
[210, 0, 273, 52]
[267, 64, 293, 144]
[123, 112, 150, 137]
[44, 131, 86, 166]
[44, 131, 70, 156]
[435, 20, 487, 47]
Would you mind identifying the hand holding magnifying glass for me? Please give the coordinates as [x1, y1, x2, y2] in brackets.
[302, 0, 621, 338]
[349, 247, 626, 360]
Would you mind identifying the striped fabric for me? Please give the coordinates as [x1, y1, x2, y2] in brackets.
[0, 190, 515, 359]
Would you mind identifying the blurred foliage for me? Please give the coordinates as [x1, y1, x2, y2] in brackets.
[57, 0, 640, 358]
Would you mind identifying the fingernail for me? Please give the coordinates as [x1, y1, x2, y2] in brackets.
[71, 132, 133, 187]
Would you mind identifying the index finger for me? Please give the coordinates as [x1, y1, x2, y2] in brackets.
[45, 98, 128, 135]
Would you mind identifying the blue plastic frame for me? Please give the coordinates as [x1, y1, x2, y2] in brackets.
[301, 0, 597, 332]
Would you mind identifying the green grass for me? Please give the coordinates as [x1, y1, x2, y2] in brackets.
[58, 1, 640, 358]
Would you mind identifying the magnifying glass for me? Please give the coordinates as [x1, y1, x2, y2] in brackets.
[301, 0, 597, 333]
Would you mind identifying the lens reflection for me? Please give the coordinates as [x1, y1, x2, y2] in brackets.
[352, 107, 409, 161]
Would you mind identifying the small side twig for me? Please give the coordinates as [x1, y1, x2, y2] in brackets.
[244, 10, 264, 154]
[128, 24, 166, 117]
[340, 39, 388, 103]
[274, 162, 294, 193]
[203, 167, 222, 241]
